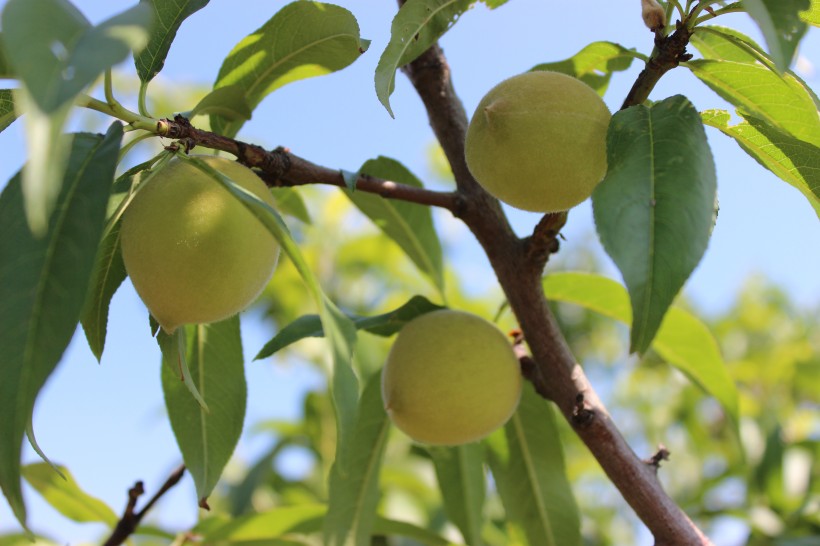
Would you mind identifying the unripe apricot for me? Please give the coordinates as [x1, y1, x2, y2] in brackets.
[381, 310, 522, 446]
[120, 156, 279, 333]
[465, 71, 611, 212]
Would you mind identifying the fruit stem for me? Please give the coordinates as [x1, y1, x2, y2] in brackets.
[77, 94, 158, 132]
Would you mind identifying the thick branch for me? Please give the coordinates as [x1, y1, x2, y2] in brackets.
[157, 116, 459, 212]
[403, 40, 712, 546]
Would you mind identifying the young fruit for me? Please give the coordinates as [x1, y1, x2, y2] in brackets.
[381, 310, 522, 446]
[465, 70, 611, 213]
[120, 155, 280, 333]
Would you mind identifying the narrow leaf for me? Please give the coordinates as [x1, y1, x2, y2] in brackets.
[428, 444, 486, 546]
[743, 0, 810, 71]
[375, 0, 473, 117]
[348, 157, 444, 294]
[0, 89, 18, 133]
[134, 0, 209, 83]
[0, 36, 11, 77]
[485, 385, 581, 546]
[0, 125, 122, 528]
[324, 372, 390, 546]
[530, 41, 643, 96]
[702, 109, 820, 217]
[22, 463, 117, 525]
[542, 272, 739, 426]
[202, 504, 325, 540]
[210, 1, 368, 137]
[592, 95, 718, 354]
[161, 317, 247, 503]
[188, 84, 251, 122]
[254, 295, 444, 360]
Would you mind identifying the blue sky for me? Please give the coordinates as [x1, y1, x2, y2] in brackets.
[0, 1, 818, 544]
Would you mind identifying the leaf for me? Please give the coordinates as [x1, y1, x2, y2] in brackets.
[22, 463, 117, 525]
[348, 157, 444, 294]
[134, 0, 209, 83]
[592, 95, 718, 354]
[690, 26, 762, 64]
[210, 1, 367, 137]
[530, 41, 643, 96]
[0, 125, 122, 528]
[702, 109, 820, 217]
[0, 36, 11, 77]
[743, 0, 810, 71]
[188, 84, 251, 122]
[371, 517, 455, 545]
[375, 0, 473, 117]
[202, 504, 325, 541]
[270, 187, 312, 224]
[428, 444, 486, 546]
[254, 295, 444, 360]
[542, 272, 739, 426]
[801, 0, 820, 24]
[324, 372, 390, 546]
[161, 317, 247, 504]
[485, 385, 581, 546]
[0, 89, 17, 133]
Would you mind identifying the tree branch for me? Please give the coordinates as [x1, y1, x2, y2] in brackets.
[156, 116, 460, 212]
[402, 39, 712, 546]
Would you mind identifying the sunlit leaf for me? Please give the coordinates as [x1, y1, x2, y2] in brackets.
[0, 90, 17, 133]
[743, 0, 810, 71]
[201, 504, 325, 540]
[531, 41, 643, 96]
[801, 0, 820, 24]
[188, 84, 251, 122]
[211, 1, 367, 137]
[22, 463, 117, 525]
[161, 317, 246, 504]
[592, 95, 718, 354]
[134, 0, 209, 83]
[428, 444, 486, 545]
[0, 126, 122, 528]
[485, 385, 581, 546]
[375, 0, 473, 116]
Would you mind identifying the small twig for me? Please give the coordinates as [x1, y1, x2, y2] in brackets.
[102, 465, 186, 546]
[645, 445, 672, 471]
[524, 211, 568, 271]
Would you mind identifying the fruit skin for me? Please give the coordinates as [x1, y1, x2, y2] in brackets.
[381, 309, 522, 446]
[120, 155, 280, 333]
[465, 70, 611, 213]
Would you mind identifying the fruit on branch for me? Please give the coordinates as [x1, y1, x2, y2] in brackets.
[120, 155, 280, 333]
[465, 71, 611, 212]
[381, 309, 522, 446]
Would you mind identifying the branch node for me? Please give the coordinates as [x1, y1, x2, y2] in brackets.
[645, 444, 671, 471]
[571, 393, 595, 428]
[525, 211, 568, 269]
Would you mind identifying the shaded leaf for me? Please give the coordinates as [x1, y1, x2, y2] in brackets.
[211, 1, 367, 137]
[485, 385, 581, 546]
[702, 109, 820, 217]
[743, 0, 810, 71]
[0, 89, 17, 133]
[375, 0, 473, 116]
[134, 0, 209, 83]
[531, 41, 643, 96]
[592, 95, 718, 354]
[0, 36, 11, 77]
[255, 295, 444, 360]
[348, 157, 444, 294]
[371, 517, 455, 545]
[0, 125, 122, 528]
[428, 444, 486, 546]
[22, 463, 117, 525]
[324, 372, 390, 546]
[270, 187, 311, 224]
[542, 272, 739, 425]
[161, 317, 246, 503]
[188, 84, 251, 122]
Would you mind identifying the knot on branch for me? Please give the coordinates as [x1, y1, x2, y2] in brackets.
[525, 211, 568, 270]
[571, 392, 595, 428]
[645, 444, 671, 471]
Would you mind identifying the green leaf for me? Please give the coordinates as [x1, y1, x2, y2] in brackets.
[210, 1, 367, 137]
[371, 517, 456, 545]
[254, 295, 444, 360]
[530, 41, 643, 96]
[375, 0, 473, 117]
[542, 272, 739, 426]
[485, 385, 581, 546]
[202, 504, 325, 541]
[0, 125, 122, 528]
[0, 36, 12, 77]
[324, 372, 390, 546]
[592, 95, 718, 354]
[270, 187, 312, 224]
[161, 317, 247, 504]
[801, 0, 820, 24]
[348, 157, 444, 294]
[428, 444, 486, 546]
[743, 0, 810, 71]
[702, 109, 820, 217]
[134, 0, 209, 83]
[690, 26, 762, 64]
[22, 463, 117, 525]
[0, 89, 17, 133]
[188, 85, 251, 122]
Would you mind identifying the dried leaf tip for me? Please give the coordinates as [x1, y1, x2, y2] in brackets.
[641, 0, 666, 31]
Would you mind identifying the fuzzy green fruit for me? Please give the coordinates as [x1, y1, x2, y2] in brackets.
[465, 71, 611, 212]
[120, 156, 280, 333]
[381, 310, 522, 446]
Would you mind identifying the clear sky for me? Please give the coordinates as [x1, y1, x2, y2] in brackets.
[0, 1, 818, 544]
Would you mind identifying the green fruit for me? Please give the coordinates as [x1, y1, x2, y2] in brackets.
[120, 155, 280, 333]
[381, 310, 522, 446]
[465, 70, 611, 212]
